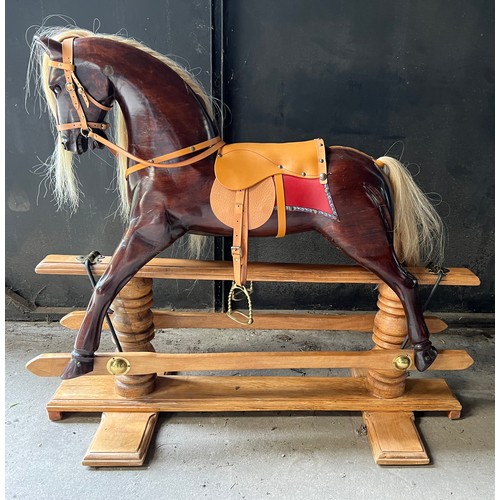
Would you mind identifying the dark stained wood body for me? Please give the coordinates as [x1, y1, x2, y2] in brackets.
[39, 36, 437, 378]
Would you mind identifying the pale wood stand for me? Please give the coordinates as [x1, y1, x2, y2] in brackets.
[30, 256, 479, 467]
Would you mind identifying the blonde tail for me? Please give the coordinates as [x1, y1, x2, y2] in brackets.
[376, 156, 445, 267]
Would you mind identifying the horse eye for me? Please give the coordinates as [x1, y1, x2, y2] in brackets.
[52, 85, 62, 95]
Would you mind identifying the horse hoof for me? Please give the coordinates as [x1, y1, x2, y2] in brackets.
[60, 352, 94, 379]
[413, 343, 438, 372]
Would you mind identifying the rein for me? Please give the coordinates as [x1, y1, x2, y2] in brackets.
[88, 132, 224, 178]
[49, 37, 224, 177]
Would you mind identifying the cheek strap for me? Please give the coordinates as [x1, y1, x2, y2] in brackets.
[48, 37, 112, 133]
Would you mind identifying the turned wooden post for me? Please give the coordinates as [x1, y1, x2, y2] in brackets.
[366, 284, 408, 399]
[111, 277, 156, 397]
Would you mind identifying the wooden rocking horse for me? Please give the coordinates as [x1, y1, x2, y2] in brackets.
[24, 25, 484, 468]
[28, 27, 446, 382]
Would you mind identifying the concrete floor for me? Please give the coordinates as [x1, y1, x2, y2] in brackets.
[5, 320, 494, 500]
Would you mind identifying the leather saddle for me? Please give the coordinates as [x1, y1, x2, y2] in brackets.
[210, 139, 327, 317]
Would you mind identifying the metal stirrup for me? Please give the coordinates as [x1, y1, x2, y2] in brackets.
[227, 282, 254, 325]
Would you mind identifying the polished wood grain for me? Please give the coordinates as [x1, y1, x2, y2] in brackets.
[82, 412, 158, 467]
[367, 284, 410, 399]
[59, 309, 448, 333]
[36, 255, 481, 286]
[26, 349, 473, 377]
[363, 412, 429, 465]
[33, 34, 478, 467]
[111, 277, 157, 398]
[45, 375, 462, 414]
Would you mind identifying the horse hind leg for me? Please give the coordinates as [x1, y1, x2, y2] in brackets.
[315, 191, 437, 371]
[61, 212, 186, 379]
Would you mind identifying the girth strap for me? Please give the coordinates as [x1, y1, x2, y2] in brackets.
[274, 174, 287, 238]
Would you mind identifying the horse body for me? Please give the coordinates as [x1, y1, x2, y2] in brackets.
[32, 28, 443, 379]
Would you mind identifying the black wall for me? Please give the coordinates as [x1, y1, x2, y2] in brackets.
[6, 0, 494, 317]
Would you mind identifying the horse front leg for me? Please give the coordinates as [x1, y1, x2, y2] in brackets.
[61, 213, 186, 379]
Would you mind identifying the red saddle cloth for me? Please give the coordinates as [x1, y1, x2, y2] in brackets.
[283, 175, 338, 219]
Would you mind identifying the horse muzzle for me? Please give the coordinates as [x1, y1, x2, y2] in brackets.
[60, 130, 88, 155]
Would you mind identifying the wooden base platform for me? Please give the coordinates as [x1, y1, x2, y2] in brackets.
[48, 375, 461, 414]
[46, 375, 461, 467]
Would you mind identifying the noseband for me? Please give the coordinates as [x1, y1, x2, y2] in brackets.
[48, 37, 225, 176]
[48, 37, 112, 135]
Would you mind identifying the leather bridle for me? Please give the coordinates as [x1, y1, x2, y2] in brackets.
[48, 37, 112, 135]
[48, 37, 224, 177]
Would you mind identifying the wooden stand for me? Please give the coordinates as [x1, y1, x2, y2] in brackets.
[365, 284, 428, 464]
[31, 257, 478, 467]
[111, 277, 157, 398]
[84, 277, 158, 466]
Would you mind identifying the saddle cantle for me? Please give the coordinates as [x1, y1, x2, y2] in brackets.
[210, 138, 329, 324]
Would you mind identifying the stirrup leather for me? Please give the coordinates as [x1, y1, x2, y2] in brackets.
[226, 187, 254, 325]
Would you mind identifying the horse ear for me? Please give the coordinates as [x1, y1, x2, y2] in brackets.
[34, 36, 62, 60]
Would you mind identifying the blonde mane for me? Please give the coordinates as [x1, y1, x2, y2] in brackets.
[27, 25, 216, 221]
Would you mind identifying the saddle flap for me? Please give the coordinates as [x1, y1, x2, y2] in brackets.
[210, 177, 275, 230]
[215, 139, 326, 190]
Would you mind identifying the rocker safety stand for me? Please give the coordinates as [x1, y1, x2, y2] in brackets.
[27, 255, 479, 466]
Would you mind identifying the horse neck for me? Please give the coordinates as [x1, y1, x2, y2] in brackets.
[98, 43, 215, 159]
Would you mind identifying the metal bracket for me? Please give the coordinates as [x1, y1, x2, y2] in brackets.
[402, 263, 449, 350]
[426, 263, 450, 275]
[76, 250, 104, 264]
[77, 250, 122, 352]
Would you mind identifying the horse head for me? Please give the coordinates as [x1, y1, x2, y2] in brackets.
[35, 36, 114, 154]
